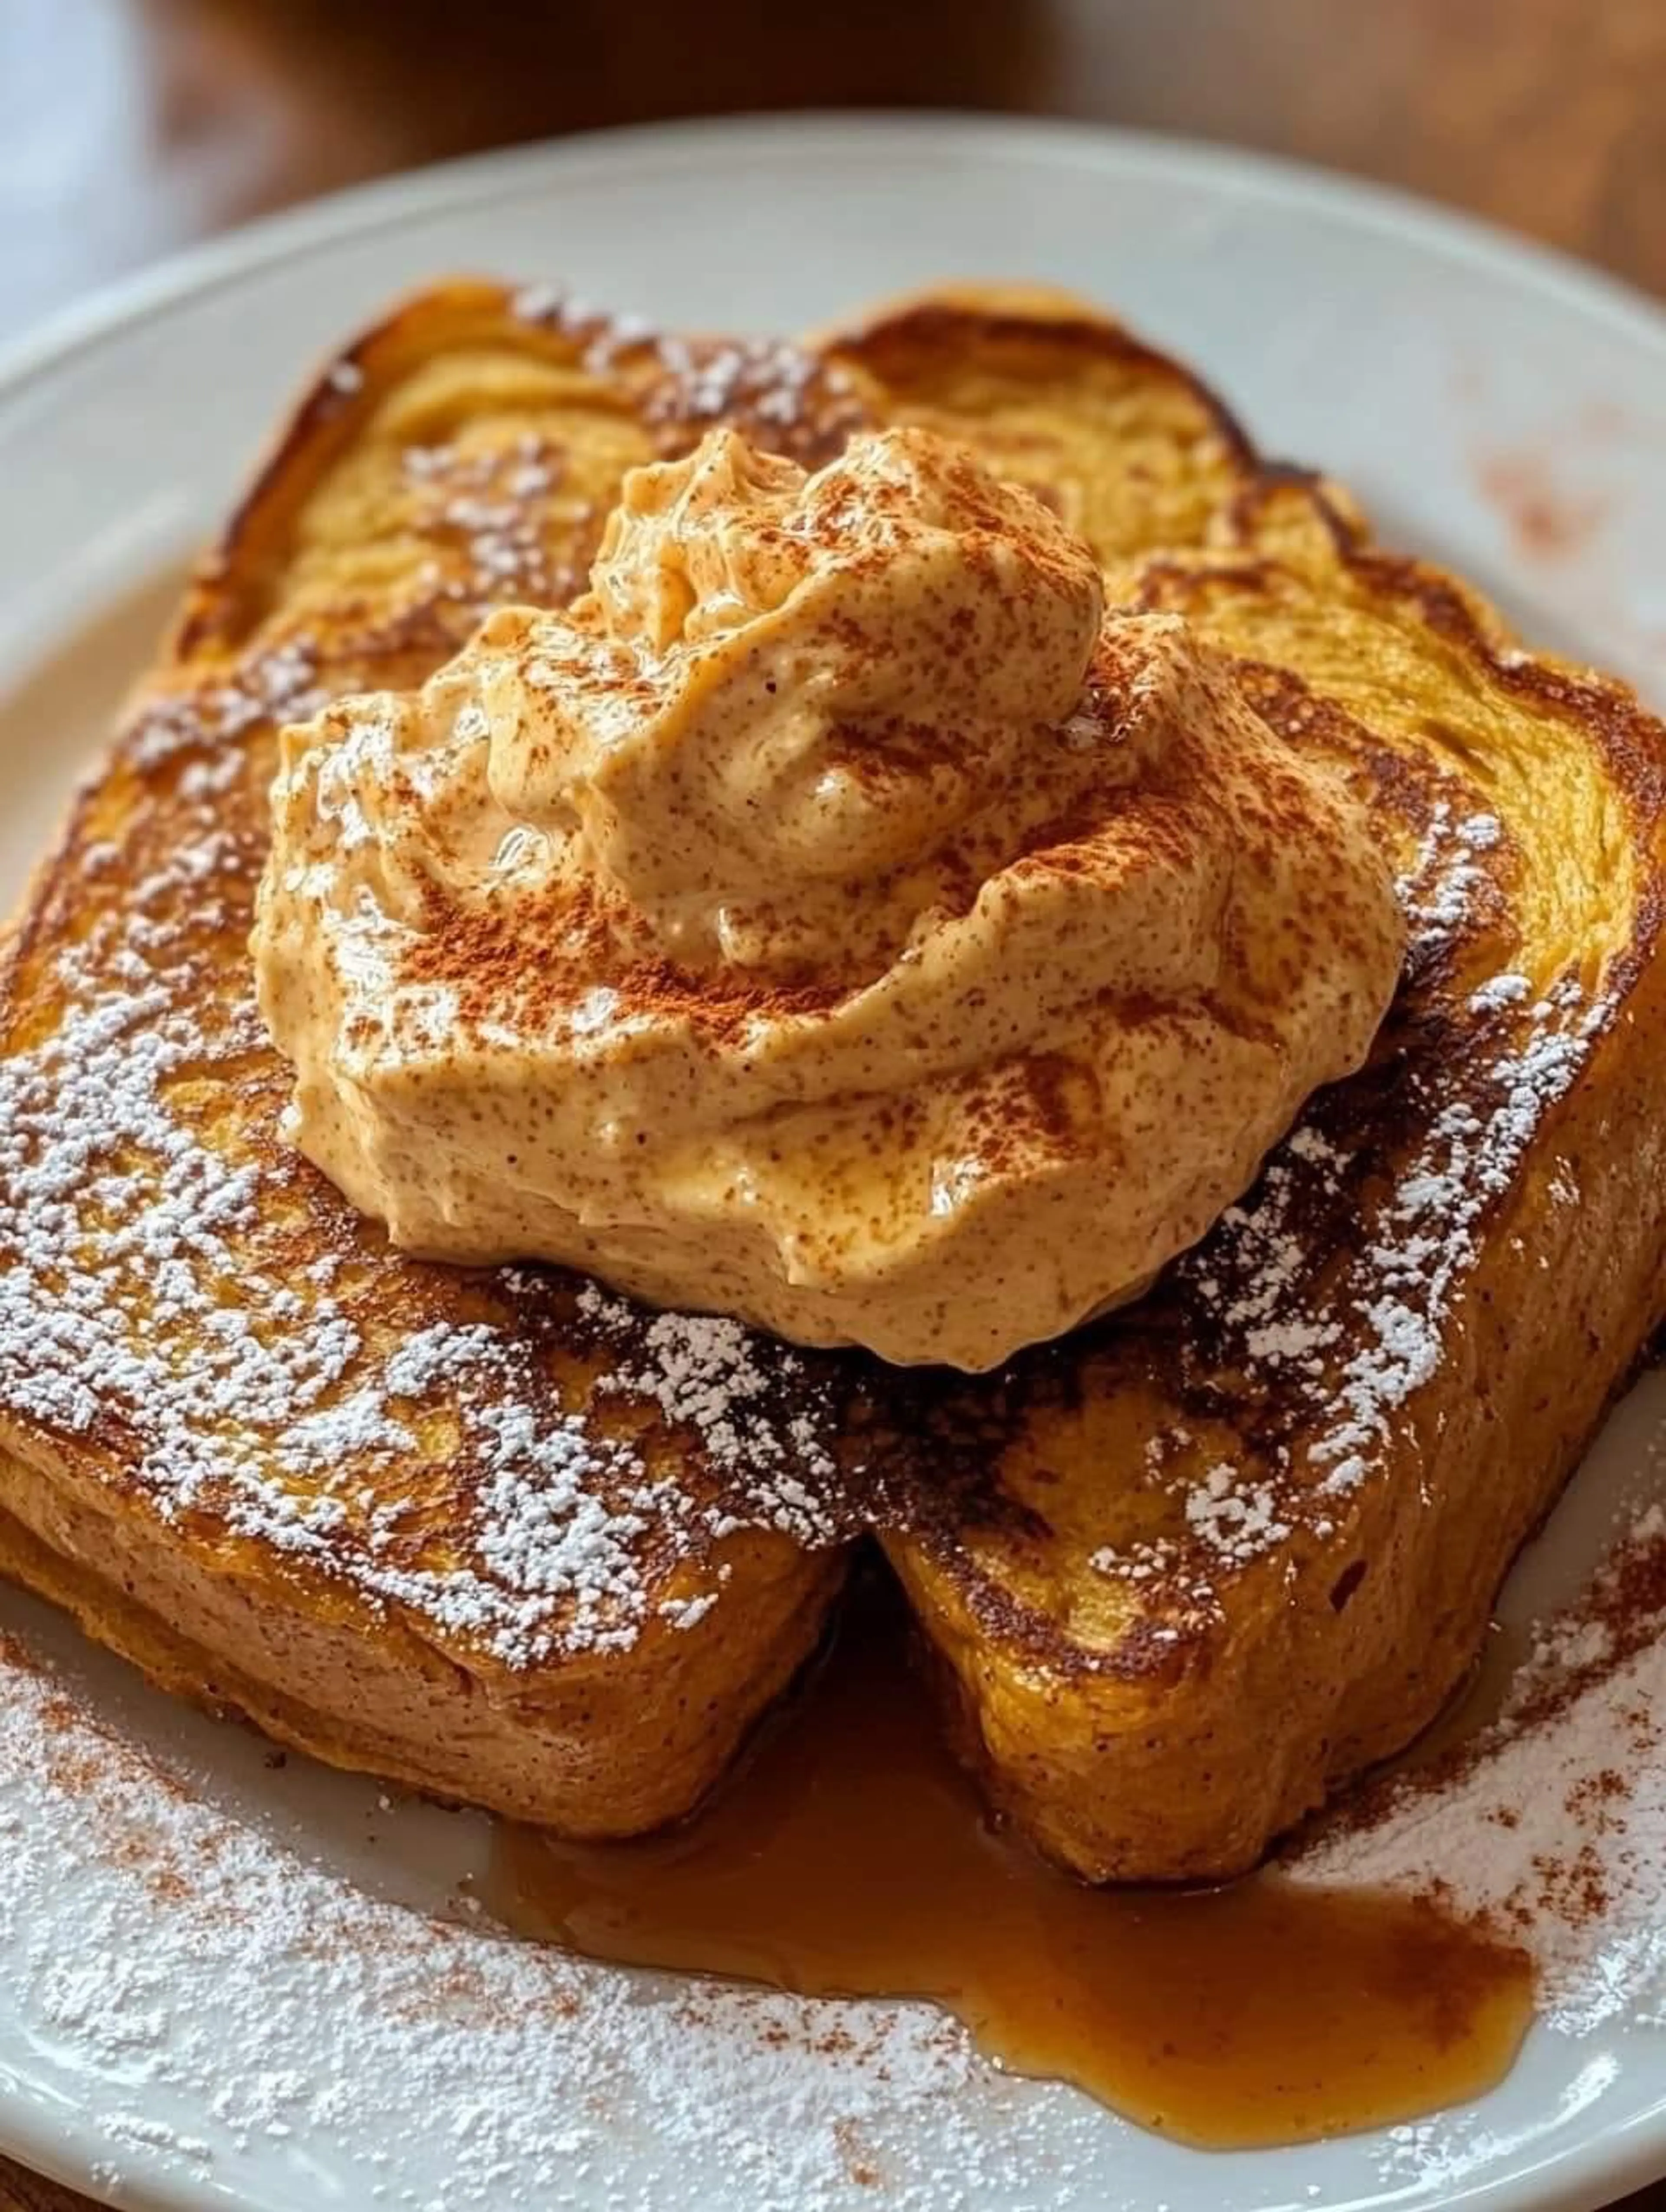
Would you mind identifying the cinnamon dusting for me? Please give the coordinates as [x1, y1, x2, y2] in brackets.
[254, 425, 1403, 1368]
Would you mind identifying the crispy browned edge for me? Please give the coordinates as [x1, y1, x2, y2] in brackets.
[184, 278, 570, 656]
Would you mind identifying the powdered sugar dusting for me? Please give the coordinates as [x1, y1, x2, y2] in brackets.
[1395, 801, 1499, 952]
[1295, 1497, 1666, 2033]
[401, 433, 574, 607]
[8, 1463, 1666, 2211]
[1165, 800, 1615, 1541]
[584, 1287, 839, 1547]
[1182, 1464, 1291, 1562]
[0, 621, 848, 1675]
[0, 1622, 1109, 2212]
[127, 636, 326, 771]
[0, 898, 840, 1664]
[510, 284, 866, 463]
[1085, 793, 1625, 1606]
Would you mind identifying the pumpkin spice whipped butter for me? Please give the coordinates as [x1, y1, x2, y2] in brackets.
[253, 425, 1403, 1369]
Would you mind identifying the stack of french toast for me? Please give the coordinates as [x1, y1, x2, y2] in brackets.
[0, 279, 1661, 1884]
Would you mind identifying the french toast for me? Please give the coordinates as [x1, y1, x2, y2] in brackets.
[823, 294, 1666, 1877]
[0, 280, 1662, 1886]
[0, 285, 868, 1835]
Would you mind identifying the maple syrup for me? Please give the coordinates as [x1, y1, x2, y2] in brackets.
[490, 1585, 1533, 2149]
[1403, 1617, 1526, 1769]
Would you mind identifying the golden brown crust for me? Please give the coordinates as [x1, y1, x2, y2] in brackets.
[0, 1467, 842, 1834]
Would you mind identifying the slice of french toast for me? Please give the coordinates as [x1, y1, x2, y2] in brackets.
[0, 279, 1661, 1886]
[826, 292, 1666, 1878]
[0, 282, 871, 1835]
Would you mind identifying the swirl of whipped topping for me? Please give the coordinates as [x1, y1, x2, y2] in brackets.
[255, 425, 1404, 1370]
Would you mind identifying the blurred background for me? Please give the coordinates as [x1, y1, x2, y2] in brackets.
[2, 0, 1663, 346]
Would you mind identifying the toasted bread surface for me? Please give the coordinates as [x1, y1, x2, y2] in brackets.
[0, 280, 1662, 1876]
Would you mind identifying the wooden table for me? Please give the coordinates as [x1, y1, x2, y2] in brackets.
[1, 0, 1663, 2205]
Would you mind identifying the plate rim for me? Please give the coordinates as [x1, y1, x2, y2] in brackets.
[1, 108, 1664, 413]
[1, 106, 1664, 2212]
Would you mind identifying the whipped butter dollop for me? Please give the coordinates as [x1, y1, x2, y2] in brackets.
[254, 425, 1404, 1370]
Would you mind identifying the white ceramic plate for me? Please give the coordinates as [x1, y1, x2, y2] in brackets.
[1, 114, 1665, 2212]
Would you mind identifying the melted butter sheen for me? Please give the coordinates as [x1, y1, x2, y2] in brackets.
[491, 1593, 1534, 2149]
[256, 424, 1405, 1369]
